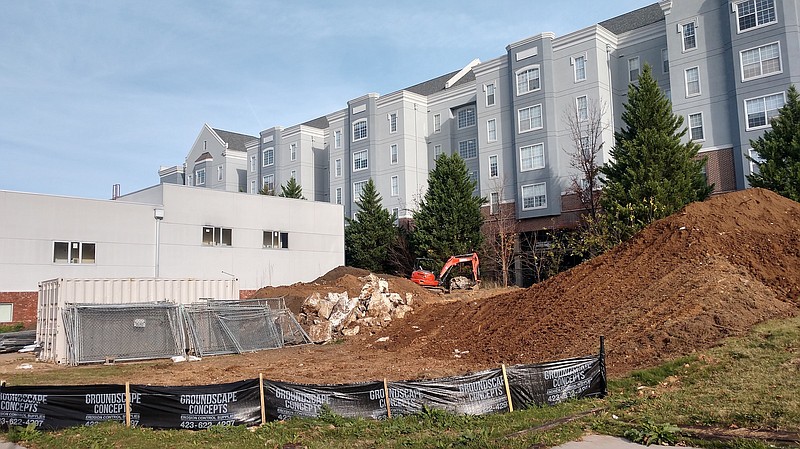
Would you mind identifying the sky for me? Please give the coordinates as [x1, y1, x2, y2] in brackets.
[1, 0, 654, 199]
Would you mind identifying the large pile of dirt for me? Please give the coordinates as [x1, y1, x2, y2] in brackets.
[373, 188, 800, 375]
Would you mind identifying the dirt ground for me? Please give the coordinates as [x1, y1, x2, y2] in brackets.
[2, 188, 798, 386]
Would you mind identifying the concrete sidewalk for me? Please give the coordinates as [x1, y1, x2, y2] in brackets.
[553, 434, 700, 448]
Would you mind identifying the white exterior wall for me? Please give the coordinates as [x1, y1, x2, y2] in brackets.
[0, 183, 345, 294]
[144, 184, 344, 289]
[0, 190, 157, 291]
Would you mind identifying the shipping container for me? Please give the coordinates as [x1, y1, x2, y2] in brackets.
[37, 278, 239, 364]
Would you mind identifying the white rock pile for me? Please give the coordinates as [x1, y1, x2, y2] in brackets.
[300, 274, 414, 343]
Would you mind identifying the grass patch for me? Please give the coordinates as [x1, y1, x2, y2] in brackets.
[4, 316, 800, 448]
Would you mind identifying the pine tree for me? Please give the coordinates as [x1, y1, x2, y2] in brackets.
[344, 179, 396, 273]
[279, 176, 305, 199]
[747, 85, 800, 202]
[411, 153, 485, 261]
[600, 64, 712, 237]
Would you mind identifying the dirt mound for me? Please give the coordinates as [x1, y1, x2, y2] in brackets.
[375, 188, 800, 376]
[252, 266, 437, 313]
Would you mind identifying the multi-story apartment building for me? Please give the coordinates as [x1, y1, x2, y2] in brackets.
[160, 0, 800, 245]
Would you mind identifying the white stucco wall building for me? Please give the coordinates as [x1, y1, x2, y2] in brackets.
[0, 184, 345, 326]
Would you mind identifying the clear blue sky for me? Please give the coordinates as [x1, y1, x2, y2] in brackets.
[1, 0, 653, 199]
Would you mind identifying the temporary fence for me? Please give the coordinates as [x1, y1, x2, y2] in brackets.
[202, 298, 311, 348]
[0, 339, 607, 430]
[37, 278, 239, 364]
[62, 303, 186, 365]
[183, 303, 282, 357]
[55, 297, 309, 365]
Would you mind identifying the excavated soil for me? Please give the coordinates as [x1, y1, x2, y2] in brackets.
[2, 188, 798, 385]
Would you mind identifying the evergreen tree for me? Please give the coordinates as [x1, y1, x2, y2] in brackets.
[411, 153, 485, 261]
[258, 183, 275, 196]
[279, 176, 306, 199]
[344, 179, 396, 273]
[746, 84, 800, 202]
[600, 64, 712, 238]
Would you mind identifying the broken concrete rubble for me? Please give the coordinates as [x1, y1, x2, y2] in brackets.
[300, 274, 417, 343]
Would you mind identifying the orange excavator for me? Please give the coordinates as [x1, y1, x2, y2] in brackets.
[410, 253, 480, 292]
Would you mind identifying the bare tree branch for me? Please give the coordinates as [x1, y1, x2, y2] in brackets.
[562, 98, 609, 220]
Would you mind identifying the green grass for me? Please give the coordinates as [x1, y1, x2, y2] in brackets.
[4, 316, 800, 448]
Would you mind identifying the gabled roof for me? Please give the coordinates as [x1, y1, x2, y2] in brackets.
[302, 115, 329, 129]
[402, 69, 476, 97]
[599, 3, 664, 35]
[212, 128, 258, 152]
[195, 152, 213, 163]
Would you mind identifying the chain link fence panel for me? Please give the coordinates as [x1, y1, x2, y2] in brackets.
[62, 303, 185, 365]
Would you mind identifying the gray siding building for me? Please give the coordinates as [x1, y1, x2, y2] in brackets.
[159, 0, 800, 248]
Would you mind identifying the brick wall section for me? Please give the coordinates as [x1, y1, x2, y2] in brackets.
[700, 148, 736, 193]
[0, 292, 38, 329]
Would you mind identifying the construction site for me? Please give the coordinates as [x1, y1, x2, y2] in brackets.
[0, 187, 797, 389]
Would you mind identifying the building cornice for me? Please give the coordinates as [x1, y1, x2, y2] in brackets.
[506, 32, 556, 51]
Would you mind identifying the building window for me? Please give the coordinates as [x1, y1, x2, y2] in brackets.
[736, 0, 776, 33]
[522, 183, 547, 210]
[576, 96, 588, 121]
[487, 119, 497, 142]
[433, 114, 441, 133]
[250, 180, 256, 194]
[353, 120, 368, 141]
[485, 83, 496, 106]
[0, 304, 12, 323]
[489, 155, 499, 178]
[457, 107, 476, 129]
[391, 176, 399, 196]
[574, 55, 586, 81]
[628, 57, 640, 82]
[741, 42, 782, 81]
[685, 67, 700, 97]
[489, 192, 500, 215]
[335, 187, 342, 205]
[53, 241, 96, 264]
[250, 155, 256, 173]
[263, 147, 274, 167]
[263, 230, 288, 249]
[434, 145, 442, 159]
[688, 113, 705, 141]
[262, 174, 275, 194]
[681, 21, 697, 51]
[202, 227, 232, 247]
[458, 139, 477, 160]
[516, 66, 540, 95]
[334, 129, 342, 149]
[745, 92, 785, 130]
[353, 149, 368, 171]
[518, 105, 543, 133]
[391, 208, 399, 223]
[390, 144, 398, 164]
[290, 170, 296, 180]
[520, 143, 545, 171]
[389, 112, 398, 133]
[290, 143, 297, 161]
[217, 165, 223, 181]
[662, 48, 669, 73]
[203, 140, 207, 150]
[195, 168, 206, 186]
[335, 158, 342, 177]
[749, 148, 764, 174]
[353, 180, 367, 199]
